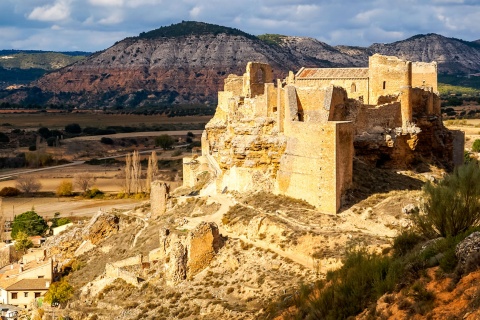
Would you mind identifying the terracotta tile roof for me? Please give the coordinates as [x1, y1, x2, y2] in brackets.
[5, 279, 50, 291]
[296, 68, 369, 79]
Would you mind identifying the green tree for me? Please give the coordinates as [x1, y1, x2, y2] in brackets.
[43, 279, 74, 305]
[11, 209, 48, 239]
[472, 139, 480, 152]
[13, 231, 33, 253]
[414, 163, 480, 238]
[155, 134, 175, 149]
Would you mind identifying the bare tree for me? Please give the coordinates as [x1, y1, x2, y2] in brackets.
[125, 153, 132, 195]
[131, 150, 142, 194]
[73, 173, 96, 193]
[145, 151, 159, 194]
[15, 175, 42, 195]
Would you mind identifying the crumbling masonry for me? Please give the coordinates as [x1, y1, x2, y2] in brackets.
[183, 54, 464, 214]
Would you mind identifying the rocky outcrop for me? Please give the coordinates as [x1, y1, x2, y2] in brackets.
[83, 211, 120, 245]
[456, 232, 480, 266]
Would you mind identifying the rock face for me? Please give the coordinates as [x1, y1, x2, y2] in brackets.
[82, 211, 120, 245]
[456, 232, 480, 266]
[4, 23, 479, 108]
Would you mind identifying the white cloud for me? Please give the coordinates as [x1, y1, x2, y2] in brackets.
[28, 0, 71, 22]
[189, 6, 202, 18]
[98, 11, 124, 25]
[88, 0, 124, 7]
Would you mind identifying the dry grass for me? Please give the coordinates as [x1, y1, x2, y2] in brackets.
[0, 112, 210, 130]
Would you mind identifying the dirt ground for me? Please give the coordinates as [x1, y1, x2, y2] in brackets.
[0, 112, 211, 130]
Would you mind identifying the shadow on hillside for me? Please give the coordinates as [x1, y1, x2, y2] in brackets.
[342, 158, 425, 209]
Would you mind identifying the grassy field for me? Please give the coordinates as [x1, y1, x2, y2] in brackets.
[0, 112, 212, 130]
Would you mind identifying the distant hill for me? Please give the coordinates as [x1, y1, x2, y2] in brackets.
[1, 21, 479, 108]
[367, 33, 480, 74]
[0, 51, 90, 89]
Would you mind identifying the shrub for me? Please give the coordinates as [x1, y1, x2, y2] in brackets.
[0, 132, 9, 143]
[472, 139, 480, 152]
[64, 123, 81, 134]
[393, 231, 424, 257]
[83, 188, 104, 199]
[0, 187, 21, 197]
[100, 137, 114, 145]
[155, 134, 175, 149]
[413, 163, 480, 238]
[46, 136, 57, 147]
[56, 180, 73, 197]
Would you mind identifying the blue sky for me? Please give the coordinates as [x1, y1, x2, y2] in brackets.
[0, 0, 479, 52]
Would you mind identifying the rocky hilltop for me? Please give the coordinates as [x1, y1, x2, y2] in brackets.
[369, 33, 480, 74]
[2, 22, 480, 108]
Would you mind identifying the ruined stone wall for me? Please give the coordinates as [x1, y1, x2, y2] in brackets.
[295, 78, 369, 103]
[354, 103, 402, 134]
[294, 86, 330, 122]
[412, 61, 438, 92]
[150, 181, 169, 217]
[223, 74, 243, 96]
[369, 54, 411, 105]
[243, 62, 273, 98]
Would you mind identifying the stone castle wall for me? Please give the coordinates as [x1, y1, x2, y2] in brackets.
[180, 55, 463, 214]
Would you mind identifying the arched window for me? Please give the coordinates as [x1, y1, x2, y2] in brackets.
[351, 83, 356, 93]
[383, 81, 386, 90]
[256, 68, 265, 83]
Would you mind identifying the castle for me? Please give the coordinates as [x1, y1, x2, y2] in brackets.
[183, 54, 464, 214]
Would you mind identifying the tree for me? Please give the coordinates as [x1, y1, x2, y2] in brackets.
[472, 139, 480, 152]
[155, 134, 175, 149]
[15, 175, 42, 195]
[64, 123, 81, 134]
[37, 127, 51, 139]
[73, 173, 96, 193]
[43, 279, 74, 306]
[145, 151, 158, 193]
[0, 132, 9, 143]
[13, 231, 33, 254]
[11, 209, 48, 238]
[414, 162, 480, 238]
[56, 180, 73, 196]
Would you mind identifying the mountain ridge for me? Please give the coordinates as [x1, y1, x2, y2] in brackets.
[1, 21, 480, 108]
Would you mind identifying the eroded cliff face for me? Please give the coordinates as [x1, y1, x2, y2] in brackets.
[31, 33, 347, 108]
